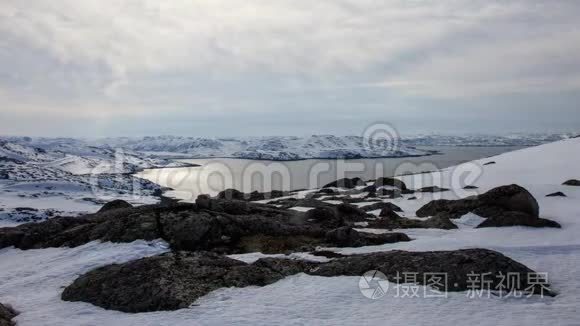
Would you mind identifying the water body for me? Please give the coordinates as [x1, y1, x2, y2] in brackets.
[138, 146, 522, 201]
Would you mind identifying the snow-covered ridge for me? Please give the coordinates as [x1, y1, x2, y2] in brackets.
[0, 139, 190, 224]
[3, 133, 575, 161]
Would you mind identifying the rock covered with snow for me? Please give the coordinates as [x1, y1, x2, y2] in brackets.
[415, 184, 559, 228]
[61, 248, 552, 313]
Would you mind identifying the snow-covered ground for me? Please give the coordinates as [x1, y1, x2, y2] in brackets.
[0, 139, 191, 223]
[1, 138, 580, 325]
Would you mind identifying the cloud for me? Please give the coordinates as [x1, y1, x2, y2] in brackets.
[0, 0, 579, 133]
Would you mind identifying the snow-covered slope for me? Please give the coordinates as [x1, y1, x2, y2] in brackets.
[102, 133, 573, 160]
[100, 135, 434, 160]
[5, 133, 573, 162]
[1, 138, 580, 325]
[0, 140, 183, 223]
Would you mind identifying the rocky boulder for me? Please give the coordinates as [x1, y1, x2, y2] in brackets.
[373, 177, 407, 190]
[415, 184, 558, 228]
[0, 303, 16, 326]
[360, 202, 402, 213]
[97, 199, 133, 213]
[546, 192, 566, 197]
[323, 178, 365, 189]
[418, 186, 450, 193]
[62, 248, 553, 313]
[369, 213, 457, 230]
[325, 227, 410, 247]
[477, 211, 561, 228]
[304, 207, 343, 228]
[477, 184, 539, 217]
[563, 179, 580, 186]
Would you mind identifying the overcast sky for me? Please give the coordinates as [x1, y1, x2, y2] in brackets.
[1, 0, 579, 137]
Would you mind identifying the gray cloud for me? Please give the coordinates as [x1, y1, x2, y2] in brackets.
[0, 0, 579, 135]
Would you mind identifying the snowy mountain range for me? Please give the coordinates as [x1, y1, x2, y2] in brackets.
[3, 133, 574, 161]
[0, 139, 193, 224]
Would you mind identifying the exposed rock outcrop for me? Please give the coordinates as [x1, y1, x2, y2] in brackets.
[216, 189, 287, 201]
[359, 202, 402, 213]
[322, 177, 365, 189]
[373, 177, 407, 190]
[0, 200, 406, 253]
[0, 303, 16, 326]
[546, 192, 566, 197]
[369, 212, 457, 230]
[563, 179, 580, 186]
[415, 184, 558, 228]
[97, 199, 133, 213]
[324, 227, 410, 247]
[61, 249, 553, 313]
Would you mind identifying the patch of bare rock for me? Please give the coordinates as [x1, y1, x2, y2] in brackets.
[61, 249, 554, 313]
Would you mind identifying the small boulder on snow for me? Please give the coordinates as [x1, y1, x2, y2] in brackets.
[323, 177, 365, 189]
[97, 199, 133, 213]
[373, 177, 407, 190]
[563, 179, 580, 186]
[416, 184, 560, 228]
[546, 191, 567, 197]
[324, 227, 410, 247]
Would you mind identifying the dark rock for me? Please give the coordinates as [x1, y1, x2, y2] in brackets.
[375, 188, 402, 198]
[0, 202, 318, 253]
[216, 189, 287, 201]
[14, 207, 38, 212]
[61, 251, 312, 313]
[418, 186, 450, 193]
[0, 303, 16, 326]
[323, 178, 365, 189]
[415, 184, 560, 228]
[416, 198, 479, 219]
[546, 192, 566, 197]
[463, 185, 479, 189]
[62, 248, 552, 312]
[309, 250, 347, 258]
[477, 211, 561, 228]
[195, 194, 211, 209]
[378, 207, 402, 219]
[235, 234, 323, 254]
[360, 202, 402, 213]
[325, 227, 410, 247]
[478, 184, 539, 217]
[563, 179, 580, 186]
[369, 213, 457, 230]
[304, 207, 343, 228]
[217, 188, 246, 200]
[373, 177, 407, 190]
[334, 203, 370, 222]
[417, 184, 539, 218]
[310, 249, 552, 296]
[483, 161, 496, 166]
[97, 200, 133, 213]
[361, 185, 377, 193]
[407, 196, 417, 200]
[317, 188, 338, 195]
